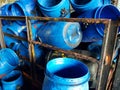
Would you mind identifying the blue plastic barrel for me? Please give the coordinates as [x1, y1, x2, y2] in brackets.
[70, 0, 102, 13]
[19, 0, 37, 13]
[18, 44, 43, 63]
[1, 4, 12, 16]
[2, 23, 24, 50]
[37, 21, 82, 50]
[11, 1, 37, 25]
[88, 40, 119, 61]
[0, 48, 19, 78]
[1, 4, 13, 25]
[102, 0, 111, 5]
[12, 1, 37, 16]
[11, 1, 28, 25]
[42, 58, 90, 90]
[37, 0, 70, 17]
[94, 5, 120, 36]
[1, 70, 23, 90]
[12, 2, 27, 16]
[78, 5, 120, 42]
[88, 40, 102, 60]
[19, 21, 44, 48]
[3, 22, 26, 36]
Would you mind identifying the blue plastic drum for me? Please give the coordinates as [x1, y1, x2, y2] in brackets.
[1, 70, 23, 90]
[42, 58, 90, 90]
[37, 0, 70, 17]
[37, 21, 82, 50]
[78, 5, 120, 42]
[0, 48, 19, 78]
[70, 0, 102, 13]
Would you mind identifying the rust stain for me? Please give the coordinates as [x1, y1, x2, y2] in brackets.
[0, 74, 6, 79]
[105, 55, 111, 65]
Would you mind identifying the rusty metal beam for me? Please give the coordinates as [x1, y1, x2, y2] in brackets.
[3, 32, 98, 63]
[0, 16, 110, 24]
[0, 19, 6, 48]
[26, 17, 37, 80]
[112, 54, 120, 90]
[31, 40, 99, 63]
[96, 20, 119, 90]
[4, 32, 27, 41]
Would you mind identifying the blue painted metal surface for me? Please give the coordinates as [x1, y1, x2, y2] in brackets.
[70, 0, 102, 13]
[1, 70, 23, 90]
[37, 0, 70, 17]
[42, 58, 90, 90]
[0, 48, 19, 78]
[78, 5, 120, 42]
[37, 21, 82, 50]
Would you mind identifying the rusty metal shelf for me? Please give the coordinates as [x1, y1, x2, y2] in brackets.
[0, 16, 120, 90]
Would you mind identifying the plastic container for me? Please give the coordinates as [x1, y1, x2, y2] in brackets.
[19, 0, 37, 12]
[102, 0, 111, 5]
[78, 5, 120, 42]
[1, 70, 23, 90]
[88, 40, 102, 60]
[11, 1, 28, 25]
[19, 21, 44, 48]
[1, 4, 13, 16]
[37, 0, 70, 17]
[37, 21, 82, 50]
[0, 48, 19, 78]
[88, 40, 119, 61]
[1, 4, 13, 25]
[70, 0, 102, 13]
[42, 58, 90, 90]
[2, 23, 24, 50]
[18, 44, 43, 63]
[11, 1, 37, 25]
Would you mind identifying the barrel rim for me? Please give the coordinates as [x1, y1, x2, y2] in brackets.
[70, 0, 96, 9]
[37, 0, 66, 11]
[1, 70, 23, 85]
[94, 5, 120, 37]
[11, 1, 28, 16]
[45, 57, 90, 85]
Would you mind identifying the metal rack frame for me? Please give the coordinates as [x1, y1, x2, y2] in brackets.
[0, 16, 120, 90]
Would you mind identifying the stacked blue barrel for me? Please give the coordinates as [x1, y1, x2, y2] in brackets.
[0, 0, 120, 89]
[0, 48, 23, 90]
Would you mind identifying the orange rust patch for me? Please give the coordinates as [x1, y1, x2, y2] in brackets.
[105, 55, 111, 65]
[0, 74, 6, 79]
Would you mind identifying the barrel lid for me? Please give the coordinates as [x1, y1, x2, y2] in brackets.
[63, 22, 82, 48]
